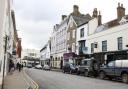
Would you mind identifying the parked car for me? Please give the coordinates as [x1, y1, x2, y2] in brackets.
[62, 63, 77, 74]
[99, 59, 128, 83]
[43, 64, 50, 70]
[27, 63, 32, 68]
[77, 58, 99, 77]
[35, 64, 42, 69]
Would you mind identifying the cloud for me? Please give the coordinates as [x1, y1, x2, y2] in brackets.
[13, 0, 128, 50]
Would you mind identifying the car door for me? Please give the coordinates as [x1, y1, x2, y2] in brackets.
[105, 61, 115, 76]
[79, 60, 88, 72]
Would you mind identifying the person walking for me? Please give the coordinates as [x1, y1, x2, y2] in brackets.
[9, 59, 14, 74]
[16, 62, 21, 72]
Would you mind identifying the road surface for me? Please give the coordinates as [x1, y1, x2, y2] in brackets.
[25, 68, 128, 89]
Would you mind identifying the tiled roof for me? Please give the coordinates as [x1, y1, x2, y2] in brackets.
[72, 14, 91, 26]
[95, 15, 128, 33]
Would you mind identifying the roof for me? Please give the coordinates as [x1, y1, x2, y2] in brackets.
[95, 18, 119, 33]
[95, 15, 128, 33]
[72, 14, 91, 26]
[40, 44, 47, 52]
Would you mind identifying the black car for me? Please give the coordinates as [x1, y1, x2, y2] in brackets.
[77, 58, 99, 77]
[62, 63, 77, 74]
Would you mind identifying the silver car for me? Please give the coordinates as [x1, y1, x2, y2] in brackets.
[43, 64, 50, 70]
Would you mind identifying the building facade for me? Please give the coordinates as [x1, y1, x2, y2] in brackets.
[40, 42, 51, 66]
[50, 15, 68, 68]
[76, 22, 89, 64]
[66, 5, 91, 65]
[0, 0, 19, 87]
[87, 3, 128, 64]
[22, 49, 40, 66]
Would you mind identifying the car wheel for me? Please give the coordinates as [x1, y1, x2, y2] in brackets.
[122, 73, 128, 83]
[84, 70, 89, 77]
[108, 76, 113, 80]
[99, 71, 106, 79]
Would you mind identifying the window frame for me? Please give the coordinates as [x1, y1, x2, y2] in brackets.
[91, 43, 94, 53]
[80, 28, 84, 38]
[117, 37, 123, 50]
[102, 40, 107, 52]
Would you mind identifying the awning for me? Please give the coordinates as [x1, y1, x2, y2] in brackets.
[63, 52, 77, 60]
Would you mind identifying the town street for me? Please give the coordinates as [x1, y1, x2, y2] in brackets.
[25, 68, 128, 89]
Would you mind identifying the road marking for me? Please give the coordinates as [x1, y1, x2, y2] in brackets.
[23, 70, 39, 89]
[22, 71, 31, 89]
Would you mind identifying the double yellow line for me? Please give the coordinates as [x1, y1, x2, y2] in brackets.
[23, 70, 39, 89]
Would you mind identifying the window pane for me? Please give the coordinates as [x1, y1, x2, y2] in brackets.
[117, 37, 122, 50]
[80, 28, 84, 37]
[91, 43, 94, 53]
[102, 41, 107, 51]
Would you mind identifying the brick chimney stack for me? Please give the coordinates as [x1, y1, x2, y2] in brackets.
[117, 3, 125, 20]
[92, 8, 98, 17]
[71, 5, 81, 16]
[98, 11, 102, 25]
[62, 15, 67, 21]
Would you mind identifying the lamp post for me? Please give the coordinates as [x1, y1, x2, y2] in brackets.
[2, 35, 8, 89]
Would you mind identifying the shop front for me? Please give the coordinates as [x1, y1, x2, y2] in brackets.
[93, 50, 128, 65]
[63, 52, 77, 65]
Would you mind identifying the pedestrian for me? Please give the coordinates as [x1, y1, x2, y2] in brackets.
[16, 62, 21, 72]
[18, 63, 21, 72]
[21, 64, 23, 70]
[9, 59, 14, 74]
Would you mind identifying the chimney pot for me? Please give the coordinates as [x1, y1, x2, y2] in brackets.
[99, 11, 101, 15]
[117, 3, 125, 20]
[92, 8, 98, 17]
[98, 11, 102, 25]
[118, 2, 120, 7]
[121, 4, 123, 7]
[73, 5, 79, 12]
[72, 5, 81, 16]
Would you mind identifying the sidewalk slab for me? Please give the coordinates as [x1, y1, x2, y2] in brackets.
[4, 70, 30, 89]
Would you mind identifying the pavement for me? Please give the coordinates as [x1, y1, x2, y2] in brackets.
[3, 69, 39, 89]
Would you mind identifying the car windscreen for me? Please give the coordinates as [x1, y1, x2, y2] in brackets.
[81, 60, 91, 66]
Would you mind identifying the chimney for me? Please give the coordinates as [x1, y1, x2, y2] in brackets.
[117, 3, 125, 20]
[72, 5, 81, 16]
[92, 8, 98, 18]
[98, 11, 102, 25]
[62, 15, 67, 21]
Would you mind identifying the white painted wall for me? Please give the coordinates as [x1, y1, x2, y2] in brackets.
[76, 23, 88, 55]
[87, 22, 128, 54]
[88, 18, 98, 35]
[40, 43, 50, 61]
[0, 0, 13, 85]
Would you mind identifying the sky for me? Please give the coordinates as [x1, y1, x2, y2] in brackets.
[13, 0, 128, 50]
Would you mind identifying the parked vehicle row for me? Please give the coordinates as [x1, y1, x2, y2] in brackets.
[62, 59, 128, 84]
[27, 64, 51, 70]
